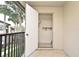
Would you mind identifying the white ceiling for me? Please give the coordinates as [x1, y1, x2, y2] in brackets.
[25, 1, 65, 7]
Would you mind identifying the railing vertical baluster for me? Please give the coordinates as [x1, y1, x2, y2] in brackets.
[23, 33, 25, 55]
[11, 35, 12, 57]
[8, 35, 10, 57]
[23, 33, 24, 56]
[11, 35, 13, 57]
[16, 34, 17, 57]
[21, 33, 24, 56]
[17, 34, 19, 57]
[23, 33, 25, 53]
[15, 34, 16, 57]
[22, 33, 24, 56]
[0, 36, 2, 57]
[14, 34, 15, 57]
[19, 34, 21, 57]
[0, 32, 25, 57]
[22, 34, 23, 56]
[17, 34, 18, 57]
[21, 34, 22, 56]
[4, 35, 7, 57]
[13, 34, 14, 57]
[18, 34, 20, 56]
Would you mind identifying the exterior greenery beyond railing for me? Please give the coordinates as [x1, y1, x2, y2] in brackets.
[0, 32, 25, 57]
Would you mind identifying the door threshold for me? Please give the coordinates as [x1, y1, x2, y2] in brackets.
[38, 48, 53, 49]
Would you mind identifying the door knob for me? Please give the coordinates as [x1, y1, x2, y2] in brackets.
[26, 34, 29, 36]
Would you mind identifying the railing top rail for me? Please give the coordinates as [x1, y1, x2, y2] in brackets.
[0, 32, 25, 36]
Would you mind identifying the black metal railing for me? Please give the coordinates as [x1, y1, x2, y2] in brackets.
[0, 32, 25, 57]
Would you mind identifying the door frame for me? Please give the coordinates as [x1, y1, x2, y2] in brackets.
[38, 13, 53, 48]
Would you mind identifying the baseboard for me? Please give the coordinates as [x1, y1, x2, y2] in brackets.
[63, 50, 70, 57]
[38, 48, 53, 49]
[38, 48, 64, 50]
[27, 49, 38, 57]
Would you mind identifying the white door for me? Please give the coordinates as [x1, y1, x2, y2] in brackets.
[25, 4, 38, 56]
[39, 14, 53, 48]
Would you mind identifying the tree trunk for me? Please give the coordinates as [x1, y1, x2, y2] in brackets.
[15, 22, 18, 32]
[4, 14, 6, 33]
[19, 17, 22, 32]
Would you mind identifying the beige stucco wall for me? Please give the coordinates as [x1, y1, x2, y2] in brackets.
[64, 2, 79, 56]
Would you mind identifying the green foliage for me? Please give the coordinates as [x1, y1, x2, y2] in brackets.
[0, 1, 25, 24]
[0, 5, 13, 16]
[8, 13, 19, 24]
